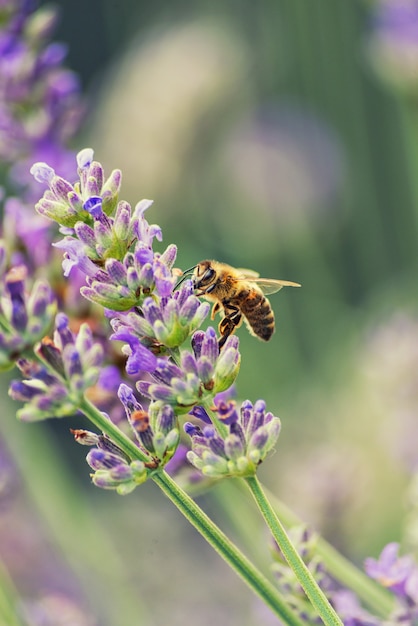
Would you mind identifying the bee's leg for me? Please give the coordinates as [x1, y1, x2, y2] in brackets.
[211, 302, 221, 320]
[218, 303, 242, 349]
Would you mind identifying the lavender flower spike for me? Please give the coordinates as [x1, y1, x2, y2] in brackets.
[9, 314, 105, 421]
[137, 328, 241, 413]
[110, 280, 209, 352]
[118, 384, 180, 467]
[0, 254, 57, 369]
[365, 543, 416, 599]
[185, 399, 281, 477]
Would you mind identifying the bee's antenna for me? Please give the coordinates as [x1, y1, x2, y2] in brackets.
[174, 265, 197, 290]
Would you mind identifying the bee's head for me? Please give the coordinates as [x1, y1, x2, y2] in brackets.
[174, 260, 217, 292]
[194, 261, 217, 289]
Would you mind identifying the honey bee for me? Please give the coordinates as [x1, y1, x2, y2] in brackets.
[187, 260, 301, 348]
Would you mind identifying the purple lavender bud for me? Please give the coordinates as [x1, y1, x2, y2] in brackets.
[240, 400, 253, 430]
[54, 312, 74, 348]
[27, 280, 54, 318]
[229, 421, 246, 448]
[191, 330, 205, 359]
[159, 243, 177, 269]
[129, 409, 155, 453]
[9, 380, 42, 401]
[137, 263, 154, 290]
[184, 422, 201, 437]
[196, 357, 214, 386]
[86, 162, 104, 193]
[87, 449, 127, 471]
[143, 298, 163, 325]
[153, 358, 183, 385]
[113, 201, 131, 240]
[174, 280, 193, 306]
[5, 266, 28, 331]
[40, 41, 67, 67]
[77, 148, 94, 169]
[181, 352, 198, 376]
[50, 175, 74, 201]
[216, 400, 239, 425]
[138, 382, 174, 403]
[101, 168, 122, 210]
[153, 257, 174, 297]
[155, 404, 177, 434]
[224, 434, 244, 460]
[248, 427, 269, 455]
[61, 345, 82, 380]
[204, 429, 227, 458]
[200, 327, 219, 364]
[96, 435, 131, 463]
[109, 464, 135, 481]
[83, 196, 103, 217]
[30, 162, 55, 184]
[36, 338, 65, 377]
[179, 296, 200, 322]
[135, 247, 154, 266]
[188, 405, 212, 423]
[118, 383, 143, 415]
[105, 259, 127, 286]
[98, 365, 121, 391]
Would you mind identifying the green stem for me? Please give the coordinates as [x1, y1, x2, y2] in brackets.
[152, 472, 303, 626]
[265, 487, 394, 617]
[245, 475, 343, 626]
[78, 397, 304, 625]
[214, 479, 394, 618]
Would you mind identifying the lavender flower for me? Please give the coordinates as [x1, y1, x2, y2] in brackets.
[137, 328, 240, 412]
[365, 543, 417, 599]
[8, 312, 104, 420]
[31, 150, 178, 311]
[330, 590, 380, 626]
[0, 245, 57, 369]
[110, 280, 209, 352]
[118, 383, 180, 467]
[184, 398, 281, 477]
[0, 2, 84, 184]
[366, 0, 418, 93]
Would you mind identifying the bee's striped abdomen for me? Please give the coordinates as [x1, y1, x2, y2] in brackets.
[236, 289, 275, 341]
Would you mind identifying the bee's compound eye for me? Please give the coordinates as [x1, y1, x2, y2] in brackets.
[201, 268, 216, 285]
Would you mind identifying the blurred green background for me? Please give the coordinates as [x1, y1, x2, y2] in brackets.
[2, 1, 418, 624]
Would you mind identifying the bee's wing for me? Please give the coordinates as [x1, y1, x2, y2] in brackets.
[236, 268, 260, 279]
[247, 278, 301, 295]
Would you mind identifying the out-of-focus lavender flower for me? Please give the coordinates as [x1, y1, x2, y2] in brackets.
[3, 196, 53, 268]
[8, 312, 104, 420]
[365, 543, 416, 599]
[330, 590, 380, 626]
[184, 398, 280, 477]
[0, 2, 84, 189]
[21, 592, 96, 626]
[0, 243, 57, 369]
[366, 0, 418, 93]
[270, 524, 338, 623]
[137, 328, 240, 412]
[110, 280, 209, 353]
[222, 105, 345, 237]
